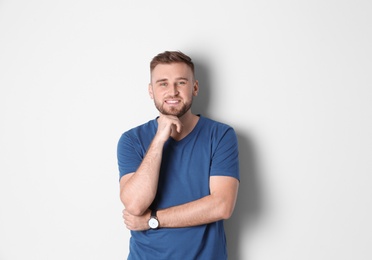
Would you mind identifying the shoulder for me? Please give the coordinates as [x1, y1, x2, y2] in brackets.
[199, 115, 236, 135]
[201, 116, 231, 127]
[118, 118, 157, 148]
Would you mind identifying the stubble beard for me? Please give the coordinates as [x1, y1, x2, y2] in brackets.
[154, 98, 193, 118]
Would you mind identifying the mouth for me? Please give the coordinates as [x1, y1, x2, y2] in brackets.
[165, 99, 181, 105]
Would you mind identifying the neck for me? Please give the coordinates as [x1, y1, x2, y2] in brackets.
[178, 110, 197, 125]
[168, 111, 199, 141]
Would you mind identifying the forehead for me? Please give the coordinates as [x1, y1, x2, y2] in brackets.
[151, 63, 193, 82]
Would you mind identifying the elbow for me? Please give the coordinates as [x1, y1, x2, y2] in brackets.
[217, 200, 236, 220]
[125, 204, 146, 216]
[220, 206, 234, 220]
[120, 192, 147, 216]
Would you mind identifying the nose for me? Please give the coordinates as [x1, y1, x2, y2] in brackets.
[169, 83, 179, 96]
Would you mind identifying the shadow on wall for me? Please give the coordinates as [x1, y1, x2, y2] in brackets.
[192, 58, 212, 117]
[192, 56, 263, 259]
[225, 132, 263, 260]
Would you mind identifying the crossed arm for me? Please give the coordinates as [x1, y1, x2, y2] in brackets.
[119, 114, 239, 230]
[121, 174, 239, 231]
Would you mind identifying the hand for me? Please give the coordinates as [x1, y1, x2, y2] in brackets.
[122, 208, 151, 231]
[155, 115, 183, 142]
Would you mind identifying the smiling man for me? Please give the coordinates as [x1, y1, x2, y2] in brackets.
[117, 51, 240, 259]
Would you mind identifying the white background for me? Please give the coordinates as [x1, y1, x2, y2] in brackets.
[1, 1, 371, 259]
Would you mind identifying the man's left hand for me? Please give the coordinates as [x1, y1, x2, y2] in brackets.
[122, 208, 151, 231]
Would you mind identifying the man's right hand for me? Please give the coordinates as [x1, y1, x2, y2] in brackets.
[155, 115, 183, 143]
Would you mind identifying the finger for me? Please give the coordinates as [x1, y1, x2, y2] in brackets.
[175, 121, 183, 133]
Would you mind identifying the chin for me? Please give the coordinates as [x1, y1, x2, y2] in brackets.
[164, 110, 185, 117]
[155, 101, 192, 118]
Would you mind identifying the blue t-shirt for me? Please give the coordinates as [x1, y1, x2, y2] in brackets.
[117, 115, 240, 260]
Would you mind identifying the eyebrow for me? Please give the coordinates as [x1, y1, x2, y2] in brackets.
[155, 77, 189, 84]
[155, 78, 168, 84]
[176, 77, 189, 81]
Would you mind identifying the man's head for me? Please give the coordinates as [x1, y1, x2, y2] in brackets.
[149, 51, 198, 118]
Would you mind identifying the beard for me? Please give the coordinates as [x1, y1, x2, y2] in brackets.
[154, 98, 193, 118]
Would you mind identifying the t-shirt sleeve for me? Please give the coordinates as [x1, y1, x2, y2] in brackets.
[117, 132, 142, 180]
[210, 127, 240, 181]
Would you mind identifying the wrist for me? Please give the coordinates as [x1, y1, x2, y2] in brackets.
[153, 133, 168, 145]
[148, 209, 160, 229]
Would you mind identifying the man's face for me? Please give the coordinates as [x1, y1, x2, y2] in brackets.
[149, 62, 198, 117]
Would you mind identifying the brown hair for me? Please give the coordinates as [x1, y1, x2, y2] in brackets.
[150, 51, 195, 75]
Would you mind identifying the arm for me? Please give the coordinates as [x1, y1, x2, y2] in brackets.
[123, 175, 239, 230]
[120, 115, 183, 216]
[119, 137, 163, 216]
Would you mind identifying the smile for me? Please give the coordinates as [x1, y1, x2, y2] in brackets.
[165, 100, 180, 104]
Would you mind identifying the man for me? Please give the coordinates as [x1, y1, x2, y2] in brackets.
[117, 51, 240, 259]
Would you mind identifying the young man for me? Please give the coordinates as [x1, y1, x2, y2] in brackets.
[117, 51, 240, 259]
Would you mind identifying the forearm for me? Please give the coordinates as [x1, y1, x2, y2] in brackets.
[120, 137, 165, 215]
[156, 176, 239, 228]
[123, 177, 239, 230]
[123, 194, 236, 231]
[158, 194, 233, 228]
[123, 196, 226, 231]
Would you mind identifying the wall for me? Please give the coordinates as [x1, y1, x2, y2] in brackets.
[1, 1, 371, 259]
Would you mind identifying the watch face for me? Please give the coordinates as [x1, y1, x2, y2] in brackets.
[148, 218, 159, 229]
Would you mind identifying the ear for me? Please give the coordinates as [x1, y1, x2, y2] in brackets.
[193, 80, 199, 97]
[148, 83, 154, 99]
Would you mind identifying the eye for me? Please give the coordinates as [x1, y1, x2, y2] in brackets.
[178, 81, 186, 85]
[159, 82, 168, 87]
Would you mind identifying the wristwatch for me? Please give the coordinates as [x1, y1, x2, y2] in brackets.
[148, 210, 159, 229]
